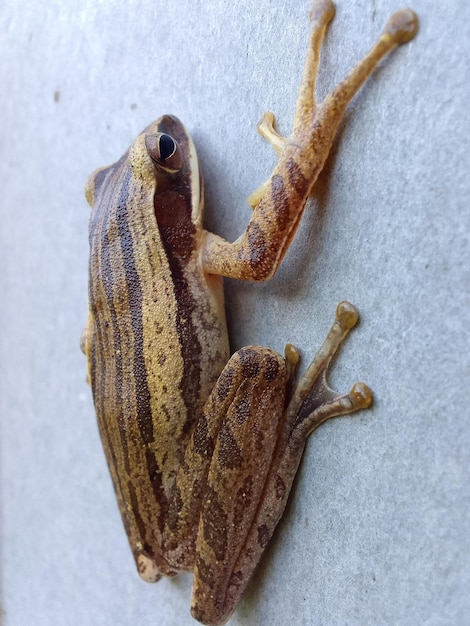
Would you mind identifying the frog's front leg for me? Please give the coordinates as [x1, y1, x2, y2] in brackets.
[189, 302, 371, 626]
[201, 1, 418, 281]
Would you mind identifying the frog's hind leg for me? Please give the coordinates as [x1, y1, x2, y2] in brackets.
[190, 347, 289, 626]
[197, 302, 372, 625]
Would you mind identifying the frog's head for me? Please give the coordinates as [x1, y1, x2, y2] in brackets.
[138, 115, 203, 232]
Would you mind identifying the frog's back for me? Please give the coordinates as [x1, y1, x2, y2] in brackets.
[84, 119, 229, 569]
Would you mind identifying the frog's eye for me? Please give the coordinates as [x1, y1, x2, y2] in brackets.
[145, 133, 183, 173]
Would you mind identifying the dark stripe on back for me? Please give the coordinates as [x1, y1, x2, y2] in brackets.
[115, 168, 154, 443]
[153, 117, 203, 441]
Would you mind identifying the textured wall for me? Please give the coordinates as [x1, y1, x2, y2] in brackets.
[1, 1, 468, 625]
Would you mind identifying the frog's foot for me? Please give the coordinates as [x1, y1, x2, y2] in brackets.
[383, 9, 419, 46]
[260, 2, 336, 147]
[135, 553, 162, 583]
[287, 301, 372, 445]
[292, 0, 336, 133]
[258, 2, 336, 149]
[247, 112, 289, 209]
[285, 342, 300, 382]
[293, 4, 418, 137]
[257, 111, 288, 156]
[309, 0, 335, 24]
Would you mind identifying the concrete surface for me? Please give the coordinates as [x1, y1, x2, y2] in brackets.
[1, 1, 469, 625]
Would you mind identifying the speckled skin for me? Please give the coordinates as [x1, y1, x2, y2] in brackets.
[82, 2, 418, 624]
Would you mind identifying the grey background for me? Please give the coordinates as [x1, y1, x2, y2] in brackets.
[1, 1, 468, 625]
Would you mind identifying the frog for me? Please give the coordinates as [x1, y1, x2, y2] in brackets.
[81, 2, 418, 624]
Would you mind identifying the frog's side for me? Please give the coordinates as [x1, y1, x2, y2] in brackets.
[82, 2, 418, 625]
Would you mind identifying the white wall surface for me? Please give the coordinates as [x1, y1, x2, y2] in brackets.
[1, 1, 469, 625]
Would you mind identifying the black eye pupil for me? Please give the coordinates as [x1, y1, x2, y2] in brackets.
[159, 134, 176, 160]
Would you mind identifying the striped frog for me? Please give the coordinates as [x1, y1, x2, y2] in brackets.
[81, 2, 418, 624]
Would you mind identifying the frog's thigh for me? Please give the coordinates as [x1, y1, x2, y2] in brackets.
[191, 346, 288, 625]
